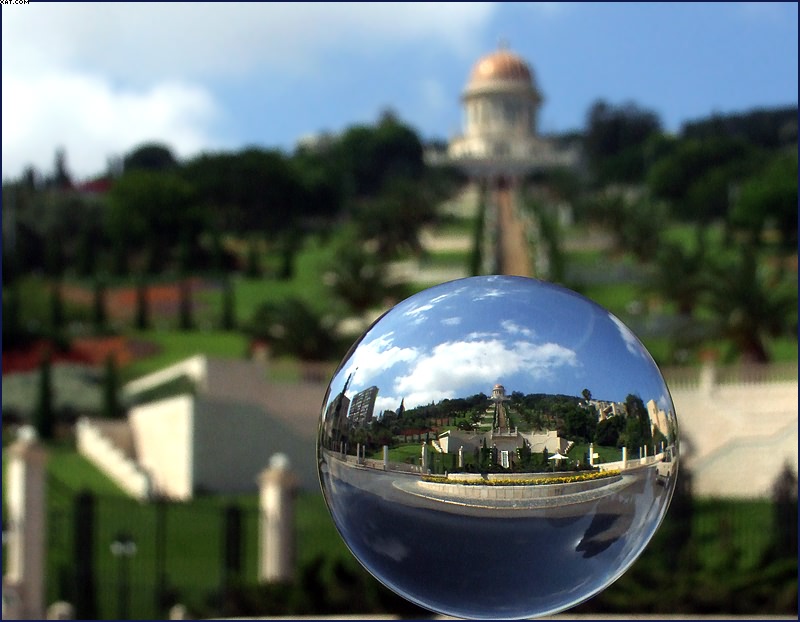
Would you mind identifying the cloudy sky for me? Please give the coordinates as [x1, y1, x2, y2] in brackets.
[3, 2, 797, 181]
[326, 276, 672, 417]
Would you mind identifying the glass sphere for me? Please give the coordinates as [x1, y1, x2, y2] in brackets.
[318, 275, 679, 619]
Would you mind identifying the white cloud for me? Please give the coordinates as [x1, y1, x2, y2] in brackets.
[441, 317, 462, 326]
[1, 2, 495, 179]
[3, 3, 494, 83]
[2, 71, 221, 180]
[609, 315, 648, 359]
[343, 332, 419, 389]
[393, 337, 578, 409]
[501, 319, 536, 339]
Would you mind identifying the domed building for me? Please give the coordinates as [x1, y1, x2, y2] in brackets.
[446, 45, 575, 179]
[425, 45, 578, 278]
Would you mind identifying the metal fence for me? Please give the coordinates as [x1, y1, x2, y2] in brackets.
[45, 474, 260, 619]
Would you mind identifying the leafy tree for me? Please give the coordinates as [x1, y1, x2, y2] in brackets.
[247, 298, 343, 362]
[583, 100, 662, 184]
[729, 151, 798, 249]
[51, 147, 72, 189]
[351, 177, 438, 259]
[624, 394, 651, 451]
[123, 142, 178, 173]
[182, 148, 304, 237]
[335, 111, 425, 198]
[682, 105, 798, 150]
[647, 136, 762, 222]
[106, 169, 203, 271]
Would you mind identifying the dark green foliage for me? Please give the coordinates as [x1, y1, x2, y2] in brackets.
[244, 236, 262, 278]
[325, 229, 407, 314]
[219, 277, 236, 331]
[583, 99, 662, 184]
[102, 354, 120, 418]
[178, 279, 194, 331]
[49, 280, 65, 334]
[35, 351, 55, 440]
[703, 244, 797, 362]
[729, 151, 798, 249]
[682, 105, 798, 150]
[247, 298, 343, 362]
[123, 142, 178, 173]
[92, 278, 107, 333]
[135, 278, 150, 330]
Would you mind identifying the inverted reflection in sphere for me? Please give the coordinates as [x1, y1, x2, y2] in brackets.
[317, 276, 679, 619]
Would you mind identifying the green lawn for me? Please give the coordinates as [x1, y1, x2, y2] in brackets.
[122, 330, 249, 381]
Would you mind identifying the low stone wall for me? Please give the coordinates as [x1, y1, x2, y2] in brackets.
[76, 418, 151, 500]
[419, 473, 622, 501]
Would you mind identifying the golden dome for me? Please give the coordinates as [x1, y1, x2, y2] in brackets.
[469, 49, 532, 85]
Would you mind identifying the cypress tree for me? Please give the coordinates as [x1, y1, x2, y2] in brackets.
[92, 278, 107, 333]
[35, 350, 55, 440]
[245, 235, 261, 278]
[178, 278, 194, 330]
[102, 353, 120, 419]
[220, 276, 236, 330]
[135, 277, 150, 330]
[50, 280, 65, 335]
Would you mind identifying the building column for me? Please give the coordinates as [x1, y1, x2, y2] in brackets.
[3, 428, 48, 620]
[258, 454, 298, 584]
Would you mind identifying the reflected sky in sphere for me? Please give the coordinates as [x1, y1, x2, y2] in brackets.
[318, 276, 679, 619]
[328, 275, 671, 415]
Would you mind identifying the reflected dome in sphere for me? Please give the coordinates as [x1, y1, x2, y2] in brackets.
[317, 275, 679, 620]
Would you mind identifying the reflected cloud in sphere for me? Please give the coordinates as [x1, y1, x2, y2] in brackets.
[318, 276, 679, 619]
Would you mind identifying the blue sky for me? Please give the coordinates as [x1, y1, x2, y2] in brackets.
[2, 2, 797, 181]
[325, 276, 673, 417]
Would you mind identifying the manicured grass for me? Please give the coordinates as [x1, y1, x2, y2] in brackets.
[47, 443, 131, 496]
[122, 330, 249, 381]
[568, 442, 625, 465]
[419, 249, 471, 268]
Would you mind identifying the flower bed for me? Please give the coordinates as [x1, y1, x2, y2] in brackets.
[421, 469, 621, 486]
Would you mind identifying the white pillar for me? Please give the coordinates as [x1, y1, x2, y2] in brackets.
[589, 443, 595, 467]
[458, 446, 464, 469]
[4, 427, 47, 620]
[420, 443, 429, 473]
[622, 446, 628, 470]
[258, 453, 298, 583]
[700, 360, 717, 395]
[383, 445, 389, 470]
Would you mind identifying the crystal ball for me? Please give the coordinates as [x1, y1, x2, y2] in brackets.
[318, 275, 679, 619]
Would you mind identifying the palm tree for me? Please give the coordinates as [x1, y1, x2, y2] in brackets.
[703, 244, 796, 363]
[325, 229, 407, 314]
[646, 227, 709, 316]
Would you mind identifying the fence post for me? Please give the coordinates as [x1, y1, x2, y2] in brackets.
[3, 428, 47, 620]
[74, 491, 98, 620]
[258, 454, 298, 584]
[222, 504, 243, 587]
